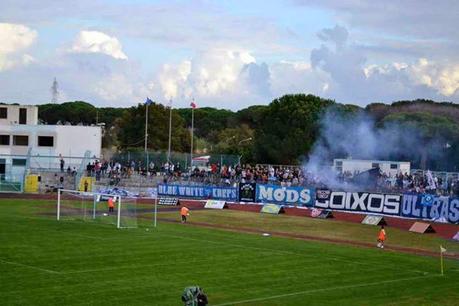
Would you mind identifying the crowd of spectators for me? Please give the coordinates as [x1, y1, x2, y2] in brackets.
[83, 158, 459, 196]
[184, 163, 459, 196]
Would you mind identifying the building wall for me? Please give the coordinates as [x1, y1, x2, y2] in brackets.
[55, 125, 102, 157]
[334, 159, 411, 177]
[0, 125, 101, 158]
[0, 104, 101, 185]
[0, 105, 38, 125]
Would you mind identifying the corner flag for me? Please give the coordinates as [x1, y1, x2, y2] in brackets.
[440, 245, 446, 275]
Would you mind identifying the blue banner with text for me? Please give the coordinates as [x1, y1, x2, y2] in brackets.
[256, 184, 315, 206]
[157, 184, 238, 201]
[401, 193, 459, 224]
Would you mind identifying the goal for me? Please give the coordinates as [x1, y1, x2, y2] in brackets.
[56, 189, 138, 229]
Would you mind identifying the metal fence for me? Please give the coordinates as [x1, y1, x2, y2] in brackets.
[111, 150, 240, 169]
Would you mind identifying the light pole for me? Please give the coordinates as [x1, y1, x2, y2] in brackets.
[167, 99, 172, 164]
[238, 137, 252, 146]
[221, 136, 236, 166]
[189, 98, 197, 171]
[144, 98, 153, 169]
[237, 137, 252, 166]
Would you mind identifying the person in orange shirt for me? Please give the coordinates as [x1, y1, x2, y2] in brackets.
[108, 197, 115, 213]
[377, 225, 386, 249]
[180, 206, 190, 223]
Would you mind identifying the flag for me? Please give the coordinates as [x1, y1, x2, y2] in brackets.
[190, 101, 197, 109]
[421, 194, 434, 206]
[145, 97, 153, 105]
[426, 170, 437, 190]
[440, 246, 447, 253]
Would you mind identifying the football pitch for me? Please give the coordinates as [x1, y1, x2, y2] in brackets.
[1, 199, 458, 305]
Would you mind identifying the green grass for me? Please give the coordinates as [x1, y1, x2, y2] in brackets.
[157, 209, 459, 253]
[0, 199, 458, 305]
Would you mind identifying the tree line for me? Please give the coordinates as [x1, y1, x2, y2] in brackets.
[36, 95, 459, 171]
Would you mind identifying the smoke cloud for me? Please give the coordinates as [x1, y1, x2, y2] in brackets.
[303, 107, 449, 190]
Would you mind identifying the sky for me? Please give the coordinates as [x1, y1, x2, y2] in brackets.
[0, 0, 458, 109]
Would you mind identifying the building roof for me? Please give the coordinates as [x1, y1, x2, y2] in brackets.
[334, 158, 410, 164]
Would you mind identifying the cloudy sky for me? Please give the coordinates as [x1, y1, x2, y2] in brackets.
[0, 0, 458, 109]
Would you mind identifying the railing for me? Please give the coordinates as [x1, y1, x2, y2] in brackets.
[74, 150, 92, 190]
[0, 174, 23, 192]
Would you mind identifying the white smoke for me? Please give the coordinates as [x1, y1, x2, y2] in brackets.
[303, 106, 448, 190]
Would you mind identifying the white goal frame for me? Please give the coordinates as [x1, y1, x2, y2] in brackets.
[56, 188, 135, 229]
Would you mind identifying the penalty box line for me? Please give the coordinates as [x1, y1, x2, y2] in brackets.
[0, 258, 60, 275]
[213, 274, 439, 306]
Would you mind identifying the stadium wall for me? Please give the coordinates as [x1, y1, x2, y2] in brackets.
[157, 183, 459, 225]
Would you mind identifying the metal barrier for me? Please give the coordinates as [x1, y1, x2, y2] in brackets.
[112, 150, 240, 170]
[0, 173, 23, 192]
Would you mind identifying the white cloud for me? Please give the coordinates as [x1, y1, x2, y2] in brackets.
[270, 60, 328, 97]
[69, 31, 128, 60]
[94, 74, 133, 101]
[0, 23, 37, 71]
[159, 61, 191, 100]
[364, 59, 459, 97]
[155, 48, 257, 102]
[404, 59, 458, 96]
[307, 25, 459, 103]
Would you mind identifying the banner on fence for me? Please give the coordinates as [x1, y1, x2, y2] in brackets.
[310, 208, 323, 218]
[157, 184, 237, 201]
[239, 183, 256, 202]
[316, 189, 331, 201]
[260, 203, 283, 214]
[256, 184, 315, 206]
[205, 200, 226, 209]
[362, 215, 386, 226]
[314, 191, 401, 216]
[401, 194, 459, 224]
[158, 197, 179, 206]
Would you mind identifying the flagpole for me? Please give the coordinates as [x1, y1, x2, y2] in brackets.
[145, 103, 148, 152]
[167, 99, 172, 163]
[145, 102, 149, 168]
[190, 98, 194, 170]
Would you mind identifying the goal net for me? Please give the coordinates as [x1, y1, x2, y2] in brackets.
[57, 189, 138, 229]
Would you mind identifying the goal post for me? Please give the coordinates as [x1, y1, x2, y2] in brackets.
[56, 189, 138, 229]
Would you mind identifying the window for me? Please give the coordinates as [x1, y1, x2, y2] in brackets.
[371, 163, 379, 168]
[0, 107, 7, 119]
[335, 161, 343, 166]
[390, 164, 398, 169]
[13, 135, 28, 146]
[0, 135, 9, 145]
[19, 108, 27, 124]
[12, 159, 26, 166]
[38, 136, 54, 147]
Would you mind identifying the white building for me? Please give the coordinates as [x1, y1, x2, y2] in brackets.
[0, 104, 38, 126]
[333, 158, 411, 177]
[0, 104, 101, 181]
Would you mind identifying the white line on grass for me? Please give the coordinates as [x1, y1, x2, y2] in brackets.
[213, 274, 439, 306]
[64, 232, 108, 240]
[0, 258, 60, 274]
[160, 233, 425, 274]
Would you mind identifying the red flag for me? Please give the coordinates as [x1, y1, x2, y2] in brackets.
[190, 101, 197, 109]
